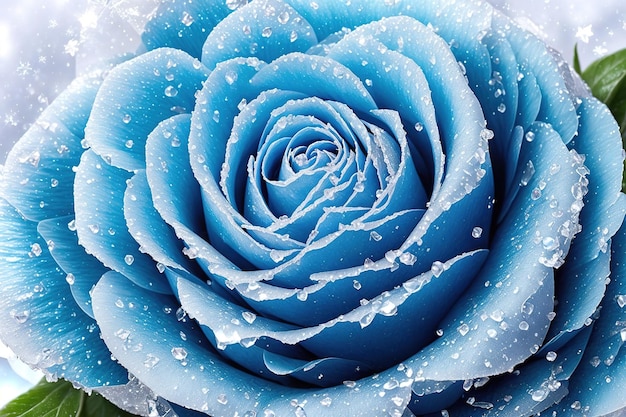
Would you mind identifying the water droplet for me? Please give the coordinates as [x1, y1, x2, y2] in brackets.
[10, 309, 30, 324]
[213, 110, 220, 123]
[399, 252, 416, 266]
[359, 312, 375, 328]
[277, 11, 289, 24]
[224, 70, 238, 85]
[217, 394, 228, 405]
[242, 311, 257, 324]
[414, 122, 424, 132]
[88, 224, 100, 234]
[320, 397, 332, 407]
[343, 380, 356, 388]
[525, 131, 535, 142]
[370, 231, 382, 241]
[181, 11, 194, 26]
[176, 307, 187, 321]
[531, 388, 548, 402]
[379, 300, 397, 316]
[457, 323, 469, 336]
[29, 243, 42, 257]
[546, 351, 557, 362]
[430, 261, 444, 277]
[261, 27, 272, 37]
[289, 30, 298, 42]
[65, 273, 75, 285]
[115, 328, 131, 340]
[144, 353, 160, 368]
[122, 114, 132, 124]
[124, 254, 135, 265]
[226, 0, 248, 10]
[472, 226, 483, 238]
[164, 85, 178, 97]
[541, 236, 559, 250]
[519, 160, 535, 186]
[171, 347, 188, 361]
[353, 280, 362, 290]
[497, 103, 506, 113]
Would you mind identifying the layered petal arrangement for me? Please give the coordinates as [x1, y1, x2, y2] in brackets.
[1, 0, 625, 416]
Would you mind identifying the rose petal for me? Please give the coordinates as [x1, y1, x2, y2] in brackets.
[125, 170, 195, 272]
[86, 47, 209, 171]
[496, 15, 578, 144]
[1, 76, 101, 221]
[0, 198, 127, 388]
[443, 327, 591, 416]
[201, 0, 317, 69]
[142, 0, 233, 59]
[543, 220, 626, 416]
[74, 149, 171, 294]
[402, 122, 587, 381]
[93, 271, 413, 416]
[326, 24, 442, 195]
[544, 97, 626, 350]
[179, 250, 487, 373]
[37, 216, 107, 318]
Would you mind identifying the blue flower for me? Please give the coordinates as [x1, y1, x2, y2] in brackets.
[1, 0, 625, 416]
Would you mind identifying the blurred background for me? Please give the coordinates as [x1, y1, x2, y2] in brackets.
[0, 0, 624, 409]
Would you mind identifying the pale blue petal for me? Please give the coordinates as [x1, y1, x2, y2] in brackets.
[142, 0, 233, 59]
[1, 76, 101, 221]
[37, 216, 107, 318]
[0, 198, 127, 388]
[201, 0, 317, 69]
[86, 48, 209, 171]
[444, 327, 591, 416]
[498, 15, 578, 144]
[74, 149, 170, 293]
[544, 97, 626, 350]
[125, 170, 196, 273]
[543, 219, 626, 416]
[249, 53, 377, 115]
[326, 25, 442, 194]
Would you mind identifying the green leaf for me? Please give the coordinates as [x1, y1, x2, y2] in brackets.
[573, 44, 582, 75]
[0, 379, 137, 417]
[581, 48, 626, 105]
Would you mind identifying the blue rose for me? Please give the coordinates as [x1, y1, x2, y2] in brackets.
[1, 0, 625, 416]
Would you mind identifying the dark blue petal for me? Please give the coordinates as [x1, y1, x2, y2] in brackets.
[201, 0, 317, 69]
[326, 26, 442, 193]
[142, 0, 233, 59]
[74, 149, 171, 294]
[92, 271, 413, 416]
[297, 250, 487, 368]
[1, 76, 101, 221]
[0, 198, 127, 388]
[400, 122, 588, 381]
[37, 216, 108, 318]
[226, 89, 307, 222]
[262, 352, 371, 387]
[86, 48, 209, 171]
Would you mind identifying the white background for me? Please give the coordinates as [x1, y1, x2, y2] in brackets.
[0, 0, 624, 409]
